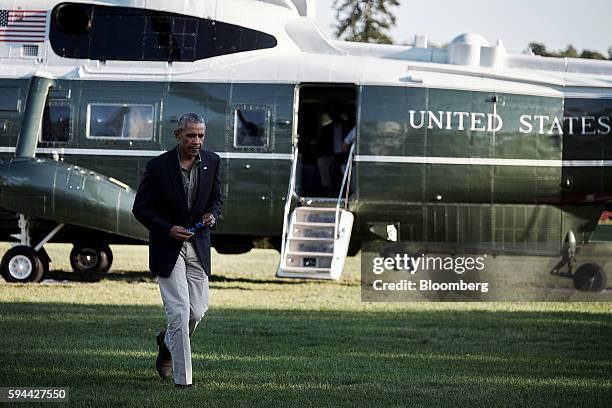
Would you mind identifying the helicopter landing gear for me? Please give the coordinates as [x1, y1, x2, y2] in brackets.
[69, 243, 113, 274]
[0, 214, 64, 283]
[0, 246, 44, 283]
[572, 263, 607, 292]
[550, 231, 607, 292]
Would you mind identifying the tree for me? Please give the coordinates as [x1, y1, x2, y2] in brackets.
[529, 42, 610, 60]
[528, 42, 549, 57]
[558, 45, 578, 58]
[579, 50, 606, 60]
[333, 0, 400, 44]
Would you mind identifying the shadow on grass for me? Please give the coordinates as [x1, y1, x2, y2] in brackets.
[40, 269, 105, 282]
[0, 302, 610, 407]
[43, 270, 309, 286]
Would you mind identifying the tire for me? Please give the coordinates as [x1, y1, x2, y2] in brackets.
[36, 247, 51, 277]
[573, 263, 607, 292]
[70, 244, 109, 274]
[99, 245, 113, 273]
[1, 246, 44, 283]
[39, 256, 50, 278]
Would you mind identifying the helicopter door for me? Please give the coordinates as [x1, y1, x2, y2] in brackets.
[295, 84, 357, 198]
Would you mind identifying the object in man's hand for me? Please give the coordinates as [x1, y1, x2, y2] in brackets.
[186, 222, 205, 234]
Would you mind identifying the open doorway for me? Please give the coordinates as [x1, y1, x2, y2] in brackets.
[295, 84, 357, 198]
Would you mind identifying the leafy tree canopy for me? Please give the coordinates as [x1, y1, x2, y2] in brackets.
[333, 0, 400, 44]
[528, 42, 608, 60]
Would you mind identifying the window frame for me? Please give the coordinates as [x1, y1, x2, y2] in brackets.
[232, 104, 271, 150]
[85, 102, 155, 141]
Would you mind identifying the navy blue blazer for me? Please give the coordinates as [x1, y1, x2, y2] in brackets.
[132, 146, 223, 277]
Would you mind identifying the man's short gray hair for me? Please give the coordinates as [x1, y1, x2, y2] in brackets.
[176, 112, 206, 132]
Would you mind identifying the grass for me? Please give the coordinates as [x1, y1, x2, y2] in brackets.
[0, 243, 611, 407]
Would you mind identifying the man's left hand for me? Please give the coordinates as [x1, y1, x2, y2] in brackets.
[203, 213, 216, 228]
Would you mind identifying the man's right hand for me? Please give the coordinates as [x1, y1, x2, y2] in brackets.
[169, 225, 194, 241]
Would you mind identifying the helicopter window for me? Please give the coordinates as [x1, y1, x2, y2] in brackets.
[50, 3, 277, 62]
[86, 104, 154, 140]
[233, 106, 270, 149]
[42, 104, 71, 143]
[0, 87, 20, 111]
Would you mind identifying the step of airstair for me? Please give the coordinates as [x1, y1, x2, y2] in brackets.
[277, 206, 354, 280]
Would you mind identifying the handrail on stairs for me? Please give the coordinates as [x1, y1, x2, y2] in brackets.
[280, 141, 300, 262]
[334, 143, 356, 240]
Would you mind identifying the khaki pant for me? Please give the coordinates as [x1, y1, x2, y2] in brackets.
[157, 241, 209, 385]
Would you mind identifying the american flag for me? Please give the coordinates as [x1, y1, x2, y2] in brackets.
[0, 9, 47, 43]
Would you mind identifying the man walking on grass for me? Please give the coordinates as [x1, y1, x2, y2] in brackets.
[132, 112, 223, 388]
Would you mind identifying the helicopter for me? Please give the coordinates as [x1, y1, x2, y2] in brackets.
[0, 0, 609, 291]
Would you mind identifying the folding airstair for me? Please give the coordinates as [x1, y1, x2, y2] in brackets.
[277, 144, 355, 280]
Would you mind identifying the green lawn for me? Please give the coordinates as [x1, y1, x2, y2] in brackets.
[0, 244, 611, 407]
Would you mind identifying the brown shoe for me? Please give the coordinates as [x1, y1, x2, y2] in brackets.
[156, 330, 172, 380]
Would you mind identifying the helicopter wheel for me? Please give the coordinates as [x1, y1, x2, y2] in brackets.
[70, 244, 111, 274]
[0, 246, 45, 283]
[573, 263, 607, 292]
[99, 245, 113, 273]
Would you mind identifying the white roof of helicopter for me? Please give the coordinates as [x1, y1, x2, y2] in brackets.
[1, 0, 611, 98]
